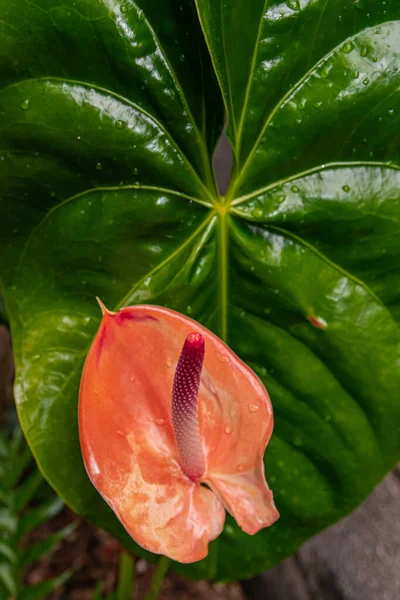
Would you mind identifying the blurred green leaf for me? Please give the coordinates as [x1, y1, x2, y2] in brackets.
[19, 570, 72, 600]
[18, 497, 64, 539]
[20, 522, 77, 569]
[0, 424, 71, 598]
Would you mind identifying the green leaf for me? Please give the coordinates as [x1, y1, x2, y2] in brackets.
[12, 471, 43, 514]
[0, 507, 18, 535]
[18, 570, 72, 600]
[1, 0, 400, 583]
[18, 497, 64, 539]
[0, 563, 17, 597]
[20, 522, 77, 569]
[0, 541, 17, 564]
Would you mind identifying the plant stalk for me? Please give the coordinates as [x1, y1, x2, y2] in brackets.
[144, 556, 170, 600]
[116, 550, 135, 600]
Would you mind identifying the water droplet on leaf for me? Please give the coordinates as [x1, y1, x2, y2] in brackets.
[20, 99, 30, 110]
[319, 63, 333, 79]
[252, 207, 263, 218]
[285, 0, 300, 10]
[297, 97, 307, 110]
[342, 41, 354, 54]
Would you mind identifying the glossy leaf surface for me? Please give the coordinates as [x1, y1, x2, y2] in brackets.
[1, 0, 400, 582]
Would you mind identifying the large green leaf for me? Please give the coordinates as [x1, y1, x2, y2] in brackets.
[1, 0, 400, 583]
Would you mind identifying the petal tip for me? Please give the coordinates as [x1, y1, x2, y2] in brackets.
[96, 297, 116, 317]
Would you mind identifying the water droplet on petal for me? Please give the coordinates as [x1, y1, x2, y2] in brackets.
[166, 357, 173, 367]
[117, 430, 124, 437]
[224, 424, 233, 435]
[155, 418, 166, 426]
[248, 403, 259, 413]
[237, 464, 245, 472]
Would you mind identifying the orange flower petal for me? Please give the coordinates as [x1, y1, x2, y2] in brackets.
[79, 303, 277, 562]
[198, 346, 279, 533]
[206, 460, 278, 534]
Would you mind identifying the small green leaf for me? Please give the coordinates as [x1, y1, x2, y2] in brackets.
[0, 541, 17, 564]
[18, 570, 72, 600]
[18, 497, 64, 538]
[0, 507, 18, 535]
[0, 563, 17, 597]
[20, 522, 77, 569]
[12, 470, 43, 514]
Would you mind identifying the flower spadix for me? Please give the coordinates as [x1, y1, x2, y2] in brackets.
[79, 302, 278, 563]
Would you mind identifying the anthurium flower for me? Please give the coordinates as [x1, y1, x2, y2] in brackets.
[79, 302, 279, 563]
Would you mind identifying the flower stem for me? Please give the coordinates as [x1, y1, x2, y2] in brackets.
[116, 550, 135, 600]
[144, 556, 170, 600]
